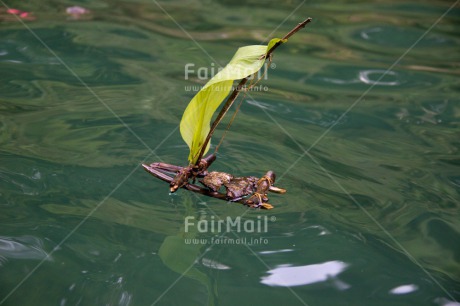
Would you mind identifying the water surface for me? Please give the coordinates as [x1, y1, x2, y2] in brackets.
[1, 0, 459, 305]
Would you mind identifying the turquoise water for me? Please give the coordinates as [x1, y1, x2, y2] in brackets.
[1, 0, 459, 305]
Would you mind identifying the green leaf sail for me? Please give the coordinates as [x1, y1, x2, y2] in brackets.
[180, 39, 283, 164]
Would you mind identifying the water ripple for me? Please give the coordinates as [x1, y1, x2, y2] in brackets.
[0, 235, 51, 262]
[0, 166, 44, 197]
[359, 70, 400, 86]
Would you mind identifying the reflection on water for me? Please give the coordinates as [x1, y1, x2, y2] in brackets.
[389, 284, 419, 295]
[0, 236, 51, 263]
[201, 257, 231, 270]
[0, 0, 459, 305]
[322, 69, 401, 86]
[260, 261, 350, 289]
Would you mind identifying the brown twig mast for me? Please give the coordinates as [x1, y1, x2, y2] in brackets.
[194, 18, 312, 166]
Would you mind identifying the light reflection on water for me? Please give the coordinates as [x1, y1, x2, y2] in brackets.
[0, 0, 459, 305]
[0, 236, 50, 262]
[260, 261, 350, 289]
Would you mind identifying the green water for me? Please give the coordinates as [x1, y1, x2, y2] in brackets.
[1, 0, 459, 305]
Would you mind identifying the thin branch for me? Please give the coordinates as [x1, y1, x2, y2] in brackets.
[266, 18, 312, 59]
